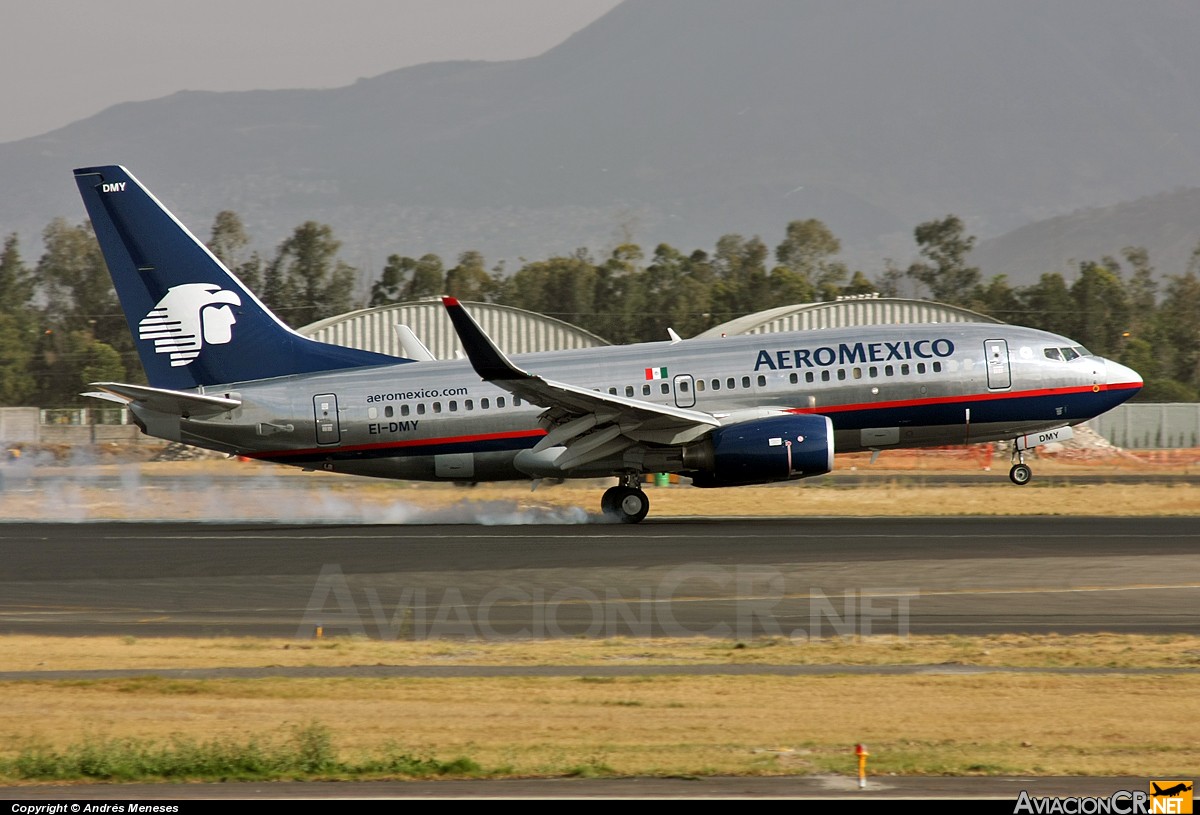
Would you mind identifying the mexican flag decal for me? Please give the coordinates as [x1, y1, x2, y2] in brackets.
[645, 366, 668, 380]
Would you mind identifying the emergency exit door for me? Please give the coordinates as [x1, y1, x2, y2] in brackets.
[313, 393, 341, 444]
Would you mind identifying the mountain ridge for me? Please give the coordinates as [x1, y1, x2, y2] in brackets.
[3, 0, 1199, 287]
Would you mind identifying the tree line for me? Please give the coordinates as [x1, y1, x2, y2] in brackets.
[2, 210, 1198, 407]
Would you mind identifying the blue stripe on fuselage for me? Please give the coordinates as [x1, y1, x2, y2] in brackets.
[795, 387, 1133, 429]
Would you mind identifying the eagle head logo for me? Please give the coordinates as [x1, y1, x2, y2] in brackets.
[139, 283, 242, 367]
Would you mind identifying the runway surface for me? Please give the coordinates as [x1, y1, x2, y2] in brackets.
[1, 517, 1197, 638]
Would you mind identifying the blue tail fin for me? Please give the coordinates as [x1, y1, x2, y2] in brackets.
[73, 165, 405, 390]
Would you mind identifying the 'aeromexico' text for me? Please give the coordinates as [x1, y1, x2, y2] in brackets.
[754, 338, 956, 371]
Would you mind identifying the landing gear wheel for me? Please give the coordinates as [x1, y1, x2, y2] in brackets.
[1009, 463, 1032, 485]
[601, 485, 650, 523]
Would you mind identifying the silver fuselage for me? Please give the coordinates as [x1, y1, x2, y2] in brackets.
[150, 322, 1140, 482]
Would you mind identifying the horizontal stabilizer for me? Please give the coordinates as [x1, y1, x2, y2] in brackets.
[84, 382, 241, 417]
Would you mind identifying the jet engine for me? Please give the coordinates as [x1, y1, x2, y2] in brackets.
[684, 414, 834, 487]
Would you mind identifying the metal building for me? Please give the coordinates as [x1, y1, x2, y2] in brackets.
[300, 295, 1001, 360]
[298, 299, 611, 360]
[694, 294, 1003, 338]
[1089, 403, 1200, 449]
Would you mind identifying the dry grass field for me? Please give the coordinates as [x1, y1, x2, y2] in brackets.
[1, 634, 1198, 781]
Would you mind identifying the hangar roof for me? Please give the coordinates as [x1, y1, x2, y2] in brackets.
[298, 299, 610, 360]
[695, 295, 1003, 337]
[298, 295, 999, 361]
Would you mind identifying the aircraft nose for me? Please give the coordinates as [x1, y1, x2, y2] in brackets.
[1106, 359, 1143, 391]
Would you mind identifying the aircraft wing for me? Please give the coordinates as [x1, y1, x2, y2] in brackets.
[442, 297, 719, 449]
[84, 382, 241, 418]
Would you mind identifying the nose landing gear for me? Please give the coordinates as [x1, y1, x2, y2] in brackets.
[1009, 446, 1032, 485]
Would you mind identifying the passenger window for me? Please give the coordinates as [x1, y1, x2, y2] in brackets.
[756, 375, 765, 387]
[932, 361, 942, 373]
[661, 383, 670, 394]
[417, 404, 426, 415]
[642, 384, 651, 396]
[696, 380, 705, 392]
[514, 396, 522, 406]
[726, 377, 735, 389]
[901, 364, 910, 375]
[711, 379, 721, 391]
[625, 386, 635, 397]
[609, 387, 617, 395]
[368, 407, 378, 420]
[401, 404, 410, 417]
[789, 373, 798, 384]
[384, 405, 394, 418]
[449, 401, 458, 412]
[869, 366, 878, 378]
[497, 397, 506, 408]
[465, 399, 473, 411]
[852, 367, 862, 379]
[481, 398, 490, 410]
[741, 376, 751, 389]
[433, 402, 442, 413]
[916, 363, 926, 374]
[821, 370, 830, 382]
[885, 365, 894, 376]
[680, 380, 691, 393]
[837, 369, 847, 381]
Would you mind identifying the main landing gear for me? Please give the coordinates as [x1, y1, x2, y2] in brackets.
[601, 473, 650, 523]
[1009, 445, 1032, 485]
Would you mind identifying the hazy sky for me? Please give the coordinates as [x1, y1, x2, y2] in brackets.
[1, 0, 622, 144]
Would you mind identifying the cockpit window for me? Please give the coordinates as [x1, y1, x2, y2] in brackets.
[1073, 345, 1089, 357]
[1044, 348, 1062, 361]
[1060, 347, 1080, 361]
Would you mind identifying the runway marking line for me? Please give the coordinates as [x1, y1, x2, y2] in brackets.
[105, 532, 1200, 541]
[242, 583, 1200, 612]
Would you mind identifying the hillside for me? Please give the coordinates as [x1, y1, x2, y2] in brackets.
[971, 187, 1200, 285]
[3, 0, 1200, 282]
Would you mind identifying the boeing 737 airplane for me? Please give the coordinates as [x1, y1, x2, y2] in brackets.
[1151, 783, 1193, 798]
[74, 165, 1142, 522]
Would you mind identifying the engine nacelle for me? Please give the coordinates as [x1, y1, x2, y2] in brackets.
[685, 414, 834, 487]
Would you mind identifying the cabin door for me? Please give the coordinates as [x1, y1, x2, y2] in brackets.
[673, 374, 696, 408]
[984, 339, 1011, 390]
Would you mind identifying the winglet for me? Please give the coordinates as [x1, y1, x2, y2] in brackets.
[394, 324, 436, 361]
[441, 296, 527, 381]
